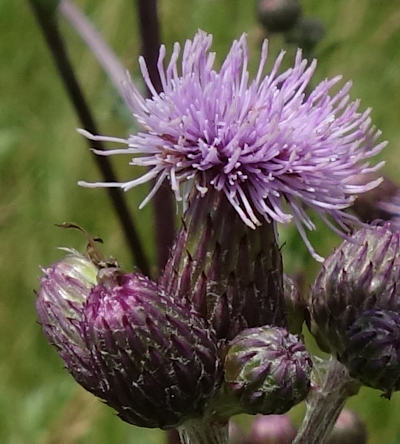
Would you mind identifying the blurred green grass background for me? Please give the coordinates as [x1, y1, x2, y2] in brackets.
[1, 0, 400, 442]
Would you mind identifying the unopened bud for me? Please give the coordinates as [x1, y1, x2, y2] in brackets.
[327, 409, 367, 444]
[246, 414, 297, 444]
[257, 0, 301, 33]
[310, 224, 400, 395]
[224, 326, 312, 415]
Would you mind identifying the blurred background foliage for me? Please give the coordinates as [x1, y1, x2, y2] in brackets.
[1, 0, 400, 442]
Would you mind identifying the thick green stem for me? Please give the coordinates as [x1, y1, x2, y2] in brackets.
[178, 418, 228, 444]
[294, 357, 360, 444]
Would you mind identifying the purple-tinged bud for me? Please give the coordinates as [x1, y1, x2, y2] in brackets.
[310, 224, 400, 353]
[36, 250, 99, 390]
[161, 190, 286, 341]
[309, 224, 400, 394]
[283, 274, 306, 334]
[327, 409, 367, 444]
[340, 310, 400, 395]
[246, 414, 297, 444]
[84, 270, 222, 429]
[228, 421, 246, 444]
[224, 326, 312, 416]
[257, 0, 301, 33]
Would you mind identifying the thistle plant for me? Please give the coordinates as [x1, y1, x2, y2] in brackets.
[31, 3, 395, 444]
[37, 247, 222, 430]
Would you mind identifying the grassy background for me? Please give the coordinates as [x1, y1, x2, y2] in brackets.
[1, 0, 400, 442]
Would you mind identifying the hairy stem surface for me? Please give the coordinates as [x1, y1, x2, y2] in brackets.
[294, 357, 360, 444]
[178, 418, 228, 444]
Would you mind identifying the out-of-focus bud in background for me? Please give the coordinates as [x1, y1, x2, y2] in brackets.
[327, 409, 367, 444]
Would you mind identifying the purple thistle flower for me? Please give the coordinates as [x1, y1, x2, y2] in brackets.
[79, 31, 385, 260]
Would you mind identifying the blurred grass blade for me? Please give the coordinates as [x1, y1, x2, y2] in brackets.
[28, 0, 150, 275]
[59, 0, 127, 102]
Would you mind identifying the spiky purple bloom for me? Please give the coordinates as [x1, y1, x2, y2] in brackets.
[80, 31, 385, 260]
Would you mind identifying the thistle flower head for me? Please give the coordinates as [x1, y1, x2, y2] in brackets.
[223, 326, 312, 415]
[37, 252, 222, 429]
[80, 31, 385, 260]
[341, 309, 400, 395]
[310, 224, 400, 395]
[36, 250, 99, 390]
[84, 270, 222, 428]
[310, 223, 400, 355]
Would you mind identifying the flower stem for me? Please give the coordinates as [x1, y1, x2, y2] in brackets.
[294, 357, 360, 444]
[28, 0, 150, 276]
[178, 418, 229, 444]
[135, 0, 176, 271]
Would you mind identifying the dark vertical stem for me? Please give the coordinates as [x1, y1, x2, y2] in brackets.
[28, 0, 150, 276]
[135, 2, 178, 441]
[135, 0, 176, 271]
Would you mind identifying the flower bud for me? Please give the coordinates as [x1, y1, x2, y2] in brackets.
[257, 0, 301, 33]
[36, 250, 99, 391]
[246, 414, 297, 444]
[224, 326, 312, 415]
[327, 409, 367, 444]
[84, 270, 222, 429]
[229, 421, 246, 444]
[341, 310, 400, 395]
[285, 17, 325, 54]
[310, 225, 400, 395]
[161, 190, 287, 341]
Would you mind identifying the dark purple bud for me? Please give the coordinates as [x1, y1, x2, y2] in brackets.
[283, 274, 306, 334]
[224, 326, 312, 415]
[341, 310, 400, 396]
[310, 224, 400, 394]
[310, 224, 400, 355]
[161, 190, 286, 341]
[36, 250, 99, 391]
[246, 414, 297, 444]
[257, 0, 301, 33]
[84, 270, 222, 429]
[327, 409, 367, 444]
[285, 17, 325, 54]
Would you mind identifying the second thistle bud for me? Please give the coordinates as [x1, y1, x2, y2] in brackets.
[83, 270, 222, 429]
[310, 224, 400, 395]
[257, 0, 301, 33]
[223, 326, 312, 416]
[37, 249, 222, 430]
